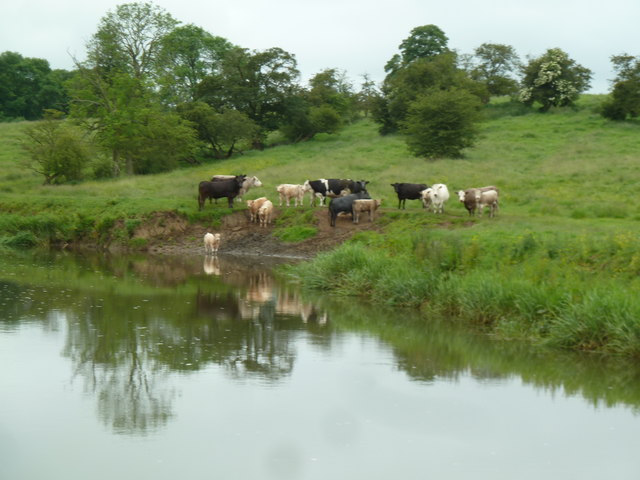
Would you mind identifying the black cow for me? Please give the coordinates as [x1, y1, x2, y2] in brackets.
[307, 178, 369, 206]
[391, 182, 428, 209]
[198, 175, 246, 210]
[328, 191, 371, 227]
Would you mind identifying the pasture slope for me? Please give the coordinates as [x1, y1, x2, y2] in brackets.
[2, 95, 640, 354]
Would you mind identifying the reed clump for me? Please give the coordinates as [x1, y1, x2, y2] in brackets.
[287, 226, 640, 355]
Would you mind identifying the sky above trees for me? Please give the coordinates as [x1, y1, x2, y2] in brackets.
[3, 0, 639, 93]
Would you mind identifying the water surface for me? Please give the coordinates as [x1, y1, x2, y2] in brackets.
[1, 251, 639, 479]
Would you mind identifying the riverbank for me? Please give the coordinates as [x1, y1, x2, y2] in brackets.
[74, 207, 382, 259]
[2, 100, 640, 356]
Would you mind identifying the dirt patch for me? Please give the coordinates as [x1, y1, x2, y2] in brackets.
[143, 207, 382, 259]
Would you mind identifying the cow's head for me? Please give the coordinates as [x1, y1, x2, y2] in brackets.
[250, 176, 262, 187]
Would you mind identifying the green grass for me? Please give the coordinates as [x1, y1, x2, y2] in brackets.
[2, 95, 640, 354]
[272, 206, 318, 242]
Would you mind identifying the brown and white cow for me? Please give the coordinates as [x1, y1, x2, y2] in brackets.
[246, 197, 269, 223]
[352, 199, 382, 224]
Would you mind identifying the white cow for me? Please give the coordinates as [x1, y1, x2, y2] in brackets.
[211, 175, 262, 201]
[276, 183, 312, 207]
[421, 183, 450, 214]
[203, 232, 221, 254]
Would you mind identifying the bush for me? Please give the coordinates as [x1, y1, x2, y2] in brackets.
[401, 87, 482, 158]
[21, 111, 92, 184]
[3, 231, 38, 249]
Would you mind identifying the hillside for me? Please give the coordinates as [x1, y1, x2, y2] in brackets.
[0, 95, 638, 255]
[2, 95, 640, 242]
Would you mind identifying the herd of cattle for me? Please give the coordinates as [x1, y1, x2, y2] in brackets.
[197, 174, 500, 230]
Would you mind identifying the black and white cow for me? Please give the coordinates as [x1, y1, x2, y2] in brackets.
[390, 182, 429, 209]
[328, 191, 371, 227]
[305, 178, 369, 206]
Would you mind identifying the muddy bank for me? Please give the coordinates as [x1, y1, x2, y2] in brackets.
[137, 208, 381, 259]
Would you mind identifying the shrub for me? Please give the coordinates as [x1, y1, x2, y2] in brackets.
[3, 231, 38, 249]
[401, 87, 483, 158]
[20, 111, 92, 184]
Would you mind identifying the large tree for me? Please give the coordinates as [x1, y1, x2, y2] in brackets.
[601, 54, 640, 121]
[197, 46, 300, 147]
[280, 69, 356, 142]
[157, 24, 235, 105]
[519, 48, 592, 111]
[68, 2, 197, 175]
[469, 43, 521, 98]
[177, 101, 257, 158]
[0, 51, 70, 120]
[374, 25, 486, 158]
[86, 1, 179, 80]
[374, 51, 486, 134]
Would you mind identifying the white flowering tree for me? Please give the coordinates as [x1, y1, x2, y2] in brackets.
[519, 48, 592, 111]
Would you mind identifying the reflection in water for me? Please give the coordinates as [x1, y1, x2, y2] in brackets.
[1, 251, 640, 438]
[203, 256, 220, 276]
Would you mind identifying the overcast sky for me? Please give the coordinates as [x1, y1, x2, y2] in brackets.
[3, 0, 639, 93]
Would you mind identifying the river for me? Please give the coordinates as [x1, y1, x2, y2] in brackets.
[1, 251, 639, 480]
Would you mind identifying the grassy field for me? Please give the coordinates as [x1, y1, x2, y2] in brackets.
[2, 95, 640, 354]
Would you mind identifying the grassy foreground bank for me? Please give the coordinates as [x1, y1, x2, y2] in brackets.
[2, 96, 640, 354]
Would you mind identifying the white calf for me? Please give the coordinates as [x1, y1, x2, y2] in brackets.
[476, 189, 499, 218]
[258, 200, 274, 227]
[204, 232, 221, 254]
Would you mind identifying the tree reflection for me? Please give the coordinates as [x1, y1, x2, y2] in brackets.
[58, 254, 329, 434]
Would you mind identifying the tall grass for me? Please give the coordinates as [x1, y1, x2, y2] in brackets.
[287, 221, 640, 355]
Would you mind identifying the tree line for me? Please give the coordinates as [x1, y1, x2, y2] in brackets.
[2, 2, 639, 183]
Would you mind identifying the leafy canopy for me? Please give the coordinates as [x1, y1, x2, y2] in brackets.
[469, 43, 521, 97]
[384, 24, 449, 74]
[0, 52, 70, 120]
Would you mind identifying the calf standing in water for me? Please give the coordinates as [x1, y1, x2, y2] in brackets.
[204, 232, 221, 254]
